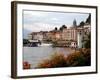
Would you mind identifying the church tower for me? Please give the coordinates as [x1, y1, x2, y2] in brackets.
[73, 19, 77, 27]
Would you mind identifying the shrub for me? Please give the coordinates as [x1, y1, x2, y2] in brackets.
[49, 53, 67, 67]
[23, 61, 31, 69]
[37, 53, 68, 68]
[36, 48, 91, 68]
[81, 48, 91, 65]
[37, 59, 52, 68]
[66, 51, 86, 66]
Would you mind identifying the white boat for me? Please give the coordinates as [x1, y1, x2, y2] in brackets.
[38, 43, 52, 47]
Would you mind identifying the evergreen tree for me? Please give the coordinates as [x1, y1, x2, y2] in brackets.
[86, 14, 91, 24]
[59, 25, 67, 31]
[84, 33, 91, 48]
[79, 21, 85, 27]
[55, 27, 57, 31]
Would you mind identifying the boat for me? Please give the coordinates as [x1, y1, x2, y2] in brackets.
[27, 39, 41, 47]
[38, 43, 52, 47]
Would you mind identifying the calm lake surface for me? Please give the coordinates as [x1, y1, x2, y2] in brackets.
[23, 46, 74, 68]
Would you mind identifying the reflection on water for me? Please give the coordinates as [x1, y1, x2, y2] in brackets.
[23, 46, 74, 68]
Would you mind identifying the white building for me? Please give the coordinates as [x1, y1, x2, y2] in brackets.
[77, 25, 90, 48]
[77, 29, 84, 48]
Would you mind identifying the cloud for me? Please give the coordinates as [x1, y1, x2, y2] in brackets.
[24, 22, 61, 32]
[23, 23, 71, 39]
[50, 18, 59, 21]
[23, 10, 89, 32]
[24, 10, 46, 17]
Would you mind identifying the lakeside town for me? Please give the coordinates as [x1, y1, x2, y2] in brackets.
[23, 14, 91, 49]
[23, 13, 91, 69]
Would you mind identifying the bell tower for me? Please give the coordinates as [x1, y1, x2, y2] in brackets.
[73, 19, 77, 27]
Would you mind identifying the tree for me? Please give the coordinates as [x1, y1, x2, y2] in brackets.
[59, 27, 63, 31]
[86, 14, 91, 24]
[55, 27, 57, 31]
[83, 33, 91, 48]
[59, 25, 67, 31]
[62, 25, 67, 28]
[79, 21, 85, 27]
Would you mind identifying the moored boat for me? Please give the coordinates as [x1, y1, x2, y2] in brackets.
[38, 43, 52, 47]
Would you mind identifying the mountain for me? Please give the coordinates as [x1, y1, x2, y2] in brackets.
[23, 28, 32, 39]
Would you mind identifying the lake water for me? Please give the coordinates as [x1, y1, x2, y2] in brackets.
[23, 46, 74, 68]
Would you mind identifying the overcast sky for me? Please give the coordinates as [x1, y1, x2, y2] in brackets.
[23, 10, 89, 32]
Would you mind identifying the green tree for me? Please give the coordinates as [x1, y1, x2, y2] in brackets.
[59, 25, 67, 31]
[79, 21, 85, 27]
[84, 33, 91, 48]
[86, 14, 91, 24]
[55, 27, 57, 31]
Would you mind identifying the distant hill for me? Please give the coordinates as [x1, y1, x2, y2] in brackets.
[23, 28, 31, 39]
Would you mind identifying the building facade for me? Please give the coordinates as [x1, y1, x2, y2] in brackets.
[62, 28, 77, 41]
[28, 22, 90, 48]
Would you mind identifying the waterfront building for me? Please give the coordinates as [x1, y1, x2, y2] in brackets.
[46, 31, 53, 40]
[28, 32, 43, 41]
[62, 28, 77, 41]
[29, 31, 48, 41]
[77, 24, 91, 48]
[77, 28, 84, 48]
[53, 31, 61, 41]
[46, 30, 61, 41]
[40, 31, 48, 41]
[28, 19, 91, 48]
[28, 34, 33, 40]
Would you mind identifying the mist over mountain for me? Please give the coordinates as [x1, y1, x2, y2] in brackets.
[23, 28, 32, 39]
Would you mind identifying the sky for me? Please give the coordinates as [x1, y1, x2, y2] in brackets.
[23, 10, 89, 38]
